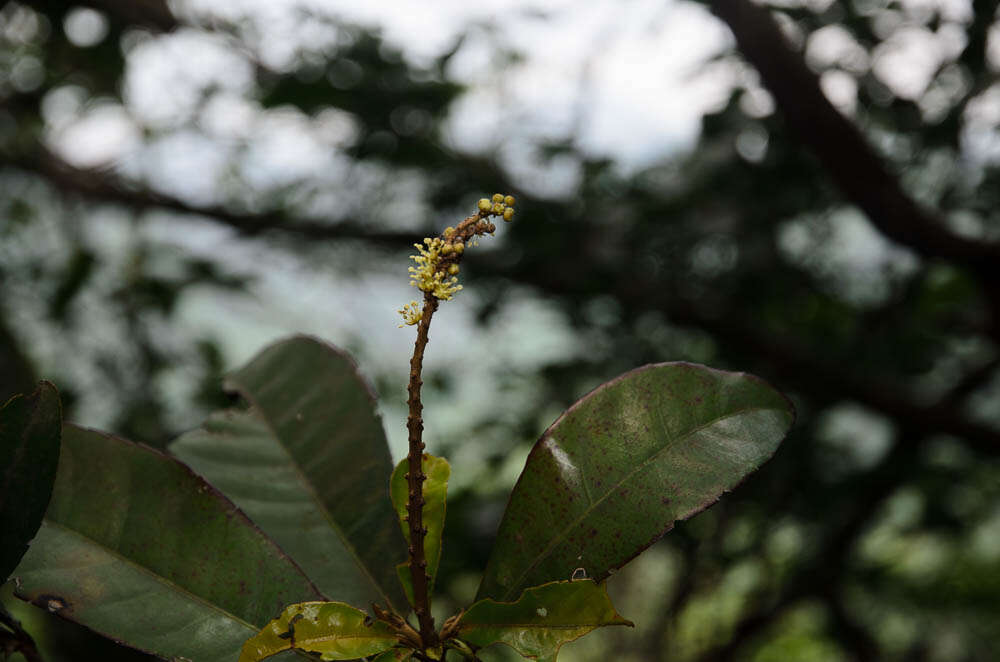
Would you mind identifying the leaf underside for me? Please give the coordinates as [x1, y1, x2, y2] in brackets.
[478, 362, 794, 602]
[0, 382, 61, 581]
[457, 580, 632, 662]
[12, 424, 322, 662]
[171, 335, 407, 611]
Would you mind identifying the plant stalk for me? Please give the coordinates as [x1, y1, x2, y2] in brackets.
[406, 291, 440, 647]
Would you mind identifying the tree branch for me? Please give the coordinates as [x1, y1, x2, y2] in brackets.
[4, 151, 417, 247]
[706, 0, 1000, 282]
[11, 146, 1000, 457]
[477, 251, 1000, 456]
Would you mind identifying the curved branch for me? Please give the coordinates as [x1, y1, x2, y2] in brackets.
[4, 151, 417, 247]
[706, 0, 1000, 280]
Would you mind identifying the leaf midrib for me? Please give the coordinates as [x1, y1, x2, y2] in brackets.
[236, 392, 393, 610]
[30, 519, 259, 632]
[499, 404, 778, 600]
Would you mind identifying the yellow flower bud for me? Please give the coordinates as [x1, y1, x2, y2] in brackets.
[477, 198, 492, 212]
[448, 263, 460, 275]
[454, 241, 464, 254]
[492, 202, 504, 214]
[444, 226, 455, 238]
[504, 195, 515, 206]
[492, 193, 504, 203]
[503, 208, 514, 222]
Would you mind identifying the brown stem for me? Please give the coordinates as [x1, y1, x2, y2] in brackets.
[406, 291, 440, 648]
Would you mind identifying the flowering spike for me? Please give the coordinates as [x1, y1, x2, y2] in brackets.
[398, 193, 516, 320]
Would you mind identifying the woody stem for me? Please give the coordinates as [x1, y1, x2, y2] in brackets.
[406, 291, 440, 648]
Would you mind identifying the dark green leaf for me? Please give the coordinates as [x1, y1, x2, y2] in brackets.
[12, 424, 322, 662]
[389, 454, 450, 607]
[239, 601, 398, 662]
[0, 382, 61, 581]
[478, 363, 793, 601]
[171, 335, 407, 611]
[456, 580, 631, 662]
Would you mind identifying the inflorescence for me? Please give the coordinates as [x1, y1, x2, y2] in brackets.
[398, 193, 515, 326]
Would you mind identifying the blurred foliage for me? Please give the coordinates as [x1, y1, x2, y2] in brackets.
[2, 0, 1000, 661]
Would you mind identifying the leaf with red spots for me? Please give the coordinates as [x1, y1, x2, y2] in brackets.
[478, 363, 793, 601]
[11, 424, 322, 662]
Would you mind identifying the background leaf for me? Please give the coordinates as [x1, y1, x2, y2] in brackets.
[11, 424, 322, 662]
[0, 382, 61, 581]
[389, 454, 450, 607]
[478, 362, 794, 601]
[456, 580, 631, 662]
[239, 601, 397, 662]
[171, 335, 407, 611]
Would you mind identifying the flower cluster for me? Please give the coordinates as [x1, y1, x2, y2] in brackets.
[408, 237, 464, 302]
[397, 300, 423, 327]
[399, 193, 516, 326]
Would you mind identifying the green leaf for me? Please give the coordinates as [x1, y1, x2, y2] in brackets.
[171, 335, 407, 611]
[239, 601, 398, 662]
[389, 454, 450, 607]
[11, 424, 323, 662]
[456, 580, 632, 662]
[0, 382, 61, 581]
[371, 648, 413, 661]
[478, 363, 794, 601]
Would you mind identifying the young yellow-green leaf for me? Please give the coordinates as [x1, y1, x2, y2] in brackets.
[239, 601, 398, 662]
[372, 648, 414, 661]
[455, 580, 632, 662]
[12, 424, 323, 662]
[478, 363, 793, 602]
[171, 335, 406, 611]
[0, 382, 61, 581]
[389, 454, 450, 607]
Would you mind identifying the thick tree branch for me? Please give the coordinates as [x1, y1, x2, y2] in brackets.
[3, 151, 416, 247]
[10, 142, 1000, 458]
[479, 252, 1000, 455]
[16, 147, 1000, 455]
[706, 0, 1000, 281]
